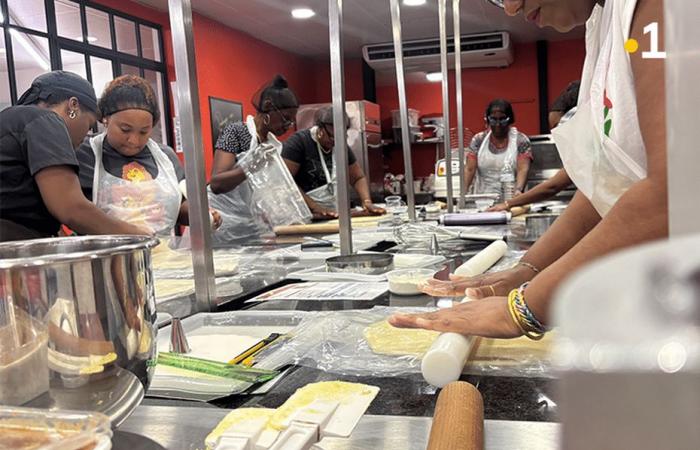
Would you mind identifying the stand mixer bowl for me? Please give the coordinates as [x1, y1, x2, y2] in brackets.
[0, 235, 159, 426]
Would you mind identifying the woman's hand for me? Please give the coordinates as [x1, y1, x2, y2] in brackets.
[487, 202, 510, 212]
[420, 265, 534, 298]
[388, 296, 522, 339]
[363, 201, 386, 216]
[312, 207, 339, 220]
[210, 209, 223, 230]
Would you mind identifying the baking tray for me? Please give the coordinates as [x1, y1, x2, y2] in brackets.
[148, 311, 308, 402]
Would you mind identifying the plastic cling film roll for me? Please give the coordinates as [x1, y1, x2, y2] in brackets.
[421, 333, 476, 388]
[454, 240, 508, 277]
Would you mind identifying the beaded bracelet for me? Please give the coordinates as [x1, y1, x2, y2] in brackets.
[506, 287, 545, 340]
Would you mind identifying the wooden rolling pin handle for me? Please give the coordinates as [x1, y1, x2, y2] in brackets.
[509, 205, 531, 217]
[427, 382, 484, 450]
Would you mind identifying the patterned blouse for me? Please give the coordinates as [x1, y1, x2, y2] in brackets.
[215, 121, 252, 155]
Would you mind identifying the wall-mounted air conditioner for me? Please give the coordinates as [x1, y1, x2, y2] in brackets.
[362, 31, 514, 72]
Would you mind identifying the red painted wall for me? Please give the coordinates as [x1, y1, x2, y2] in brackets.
[307, 58, 365, 103]
[377, 39, 586, 178]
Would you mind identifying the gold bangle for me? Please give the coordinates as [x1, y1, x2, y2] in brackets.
[507, 289, 544, 340]
[518, 261, 540, 274]
[507, 291, 528, 337]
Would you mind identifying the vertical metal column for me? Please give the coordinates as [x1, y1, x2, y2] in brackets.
[168, 0, 216, 311]
[389, 0, 416, 221]
[328, 0, 353, 255]
[665, 0, 700, 237]
[453, 0, 466, 209]
[438, 0, 454, 213]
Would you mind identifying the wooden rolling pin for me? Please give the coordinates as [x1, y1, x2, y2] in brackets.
[427, 381, 484, 450]
[273, 223, 340, 235]
[510, 205, 530, 217]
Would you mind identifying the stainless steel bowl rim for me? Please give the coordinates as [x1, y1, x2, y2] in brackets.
[0, 235, 160, 269]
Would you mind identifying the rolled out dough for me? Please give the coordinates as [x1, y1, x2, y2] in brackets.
[364, 321, 440, 357]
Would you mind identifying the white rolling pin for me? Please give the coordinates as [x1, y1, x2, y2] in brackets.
[453, 240, 508, 277]
[421, 240, 508, 388]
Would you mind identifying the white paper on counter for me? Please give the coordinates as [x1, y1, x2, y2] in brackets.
[247, 282, 389, 302]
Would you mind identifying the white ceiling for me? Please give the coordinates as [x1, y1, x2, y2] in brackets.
[135, 0, 583, 59]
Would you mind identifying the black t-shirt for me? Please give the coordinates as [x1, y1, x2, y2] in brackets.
[0, 105, 79, 238]
[281, 129, 357, 193]
[76, 137, 185, 201]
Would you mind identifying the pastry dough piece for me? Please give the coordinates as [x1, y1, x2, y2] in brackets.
[269, 381, 376, 431]
[205, 408, 276, 450]
[154, 278, 194, 300]
[364, 320, 440, 357]
[152, 249, 239, 274]
[470, 333, 553, 367]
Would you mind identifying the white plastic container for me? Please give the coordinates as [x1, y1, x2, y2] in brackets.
[0, 406, 113, 450]
[386, 269, 436, 296]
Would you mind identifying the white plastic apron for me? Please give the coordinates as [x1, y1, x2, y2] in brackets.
[306, 126, 337, 210]
[90, 133, 181, 236]
[552, 0, 646, 217]
[475, 127, 519, 195]
[208, 116, 282, 243]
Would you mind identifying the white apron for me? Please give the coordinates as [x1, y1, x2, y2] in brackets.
[305, 126, 338, 211]
[208, 116, 282, 243]
[90, 133, 181, 236]
[552, 0, 645, 217]
[475, 127, 519, 195]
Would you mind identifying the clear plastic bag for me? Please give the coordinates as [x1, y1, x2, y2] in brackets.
[254, 306, 436, 376]
[237, 142, 312, 228]
[254, 305, 553, 378]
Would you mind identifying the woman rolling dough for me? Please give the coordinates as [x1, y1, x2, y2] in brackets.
[391, 0, 668, 339]
[282, 106, 385, 219]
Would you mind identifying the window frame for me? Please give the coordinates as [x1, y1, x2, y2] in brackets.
[0, 0, 172, 146]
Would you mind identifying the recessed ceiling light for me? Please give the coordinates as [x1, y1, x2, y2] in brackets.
[87, 36, 98, 42]
[426, 72, 443, 82]
[403, 0, 427, 6]
[291, 8, 315, 19]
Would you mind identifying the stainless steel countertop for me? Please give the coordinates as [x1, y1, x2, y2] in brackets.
[118, 405, 559, 450]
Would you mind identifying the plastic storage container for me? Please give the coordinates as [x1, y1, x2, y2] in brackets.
[0, 406, 112, 450]
[386, 269, 436, 295]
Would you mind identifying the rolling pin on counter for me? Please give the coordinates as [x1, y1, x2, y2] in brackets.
[427, 382, 484, 450]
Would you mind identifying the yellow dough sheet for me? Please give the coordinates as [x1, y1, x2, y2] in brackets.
[364, 320, 439, 357]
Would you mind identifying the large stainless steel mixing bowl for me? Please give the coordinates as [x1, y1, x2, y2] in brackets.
[0, 236, 159, 426]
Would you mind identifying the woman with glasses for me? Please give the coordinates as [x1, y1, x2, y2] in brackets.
[282, 106, 385, 219]
[391, 0, 668, 341]
[208, 74, 299, 242]
[463, 99, 532, 198]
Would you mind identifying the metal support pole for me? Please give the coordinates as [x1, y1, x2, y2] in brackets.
[168, 0, 216, 311]
[453, 0, 466, 210]
[328, 0, 353, 255]
[390, 0, 416, 221]
[665, 0, 700, 237]
[438, 0, 454, 213]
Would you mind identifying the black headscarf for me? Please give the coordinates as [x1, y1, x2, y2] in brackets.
[17, 71, 99, 115]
